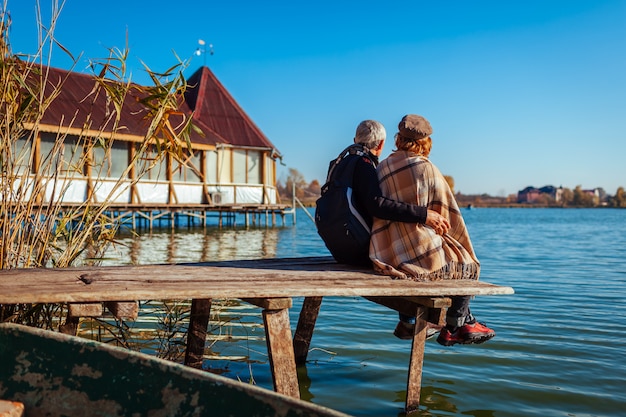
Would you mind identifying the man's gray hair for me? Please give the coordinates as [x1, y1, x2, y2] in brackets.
[354, 120, 386, 150]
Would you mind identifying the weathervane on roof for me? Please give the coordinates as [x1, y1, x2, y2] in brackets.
[195, 39, 214, 66]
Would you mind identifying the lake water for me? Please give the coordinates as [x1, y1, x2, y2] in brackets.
[104, 208, 626, 417]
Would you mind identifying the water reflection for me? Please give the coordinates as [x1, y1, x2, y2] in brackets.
[297, 365, 315, 402]
[103, 227, 282, 265]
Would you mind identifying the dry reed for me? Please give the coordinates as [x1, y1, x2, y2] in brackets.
[0, 2, 194, 340]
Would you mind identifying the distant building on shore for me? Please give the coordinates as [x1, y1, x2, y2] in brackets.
[517, 186, 563, 203]
[517, 185, 603, 205]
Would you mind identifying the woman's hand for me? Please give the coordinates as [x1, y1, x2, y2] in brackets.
[426, 210, 450, 235]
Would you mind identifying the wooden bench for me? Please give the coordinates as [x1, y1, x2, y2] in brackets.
[0, 256, 514, 414]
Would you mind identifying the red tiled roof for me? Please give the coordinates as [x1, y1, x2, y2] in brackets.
[34, 64, 278, 153]
[37, 65, 152, 138]
[184, 66, 275, 149]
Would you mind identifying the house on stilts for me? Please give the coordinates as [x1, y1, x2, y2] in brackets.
[10, 64, 290, 230]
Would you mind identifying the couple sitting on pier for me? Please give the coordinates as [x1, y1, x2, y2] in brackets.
[316, 115, 494, 346]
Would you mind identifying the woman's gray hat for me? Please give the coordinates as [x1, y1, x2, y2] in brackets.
[398, 114, 432, 140]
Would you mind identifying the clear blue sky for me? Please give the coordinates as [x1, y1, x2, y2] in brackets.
[6, 0, 626, 196]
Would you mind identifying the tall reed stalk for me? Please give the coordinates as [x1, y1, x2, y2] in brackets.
[0, 1, 195, 328]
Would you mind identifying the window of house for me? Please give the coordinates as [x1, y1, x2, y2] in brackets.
[172, 150, 202, 182]
[232, 149, 262, 184]
[39, 135, 84, 177]
[264, 154, 274, 186]
[92, 141, 128, 178]
[233, 149, 247, 183]
[247, 151, 261, 184]
[217, 148, 232, 184]
[140, 146, 167, 181]
[205, 150, 217, 184]
[9, 137, 32, 174]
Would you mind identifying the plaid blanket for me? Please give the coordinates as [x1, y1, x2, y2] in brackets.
[369, 151, 480, 281]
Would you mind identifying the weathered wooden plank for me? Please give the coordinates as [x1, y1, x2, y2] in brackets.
[184, 298, 212, 369]
[0, 279, 512, 301]
[0, 257, 515, 415]
[104, 301, 139, 320]
[0, 259, 514, 304]
[262, 308, 300, 399]
[293, 296, 323, 365]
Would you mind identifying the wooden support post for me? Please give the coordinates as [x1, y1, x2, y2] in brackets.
[428, 305, 447, 327]
[364, 296, 450, 321]
[262, 307, 300, 399]
[184, 298, 212, 369]
[293, 296, 323, 365]
[243, 298, 292, 310]
[68, 303, 103, 317]
[59, 316, 80, 335]
[405, 305, 428, 414]
[104, 301, 138, 320]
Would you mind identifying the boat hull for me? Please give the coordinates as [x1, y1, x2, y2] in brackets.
[0, 323, 348, 417]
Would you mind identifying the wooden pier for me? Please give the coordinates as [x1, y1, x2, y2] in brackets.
[13, 202, 295, 231]
[102, 203, 294, 229]
[0, 256, 514, 414]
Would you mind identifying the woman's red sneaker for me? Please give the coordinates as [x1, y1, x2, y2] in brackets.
[436, 322, 495, 346]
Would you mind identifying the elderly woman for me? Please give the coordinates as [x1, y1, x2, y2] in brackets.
[369, 114, 495, 346]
